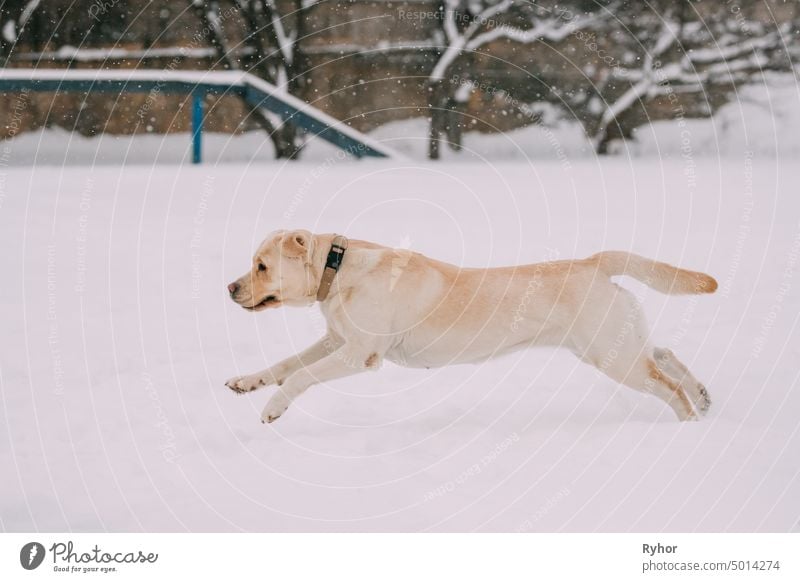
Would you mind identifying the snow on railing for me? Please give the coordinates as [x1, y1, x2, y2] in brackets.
[0, 68, 399, 160]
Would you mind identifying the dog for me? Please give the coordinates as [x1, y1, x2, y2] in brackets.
[226, 230, 716, 424]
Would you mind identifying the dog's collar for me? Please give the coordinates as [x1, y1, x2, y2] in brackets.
[316, 235, 348, 301]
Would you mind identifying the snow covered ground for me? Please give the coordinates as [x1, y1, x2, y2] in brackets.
[1, 146, 799, 532]
[1, 72, 799, 533]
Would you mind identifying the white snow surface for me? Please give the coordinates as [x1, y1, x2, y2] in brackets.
[1, 153, 799, 532]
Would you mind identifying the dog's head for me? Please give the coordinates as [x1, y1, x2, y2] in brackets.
[227, 229, 315, 311]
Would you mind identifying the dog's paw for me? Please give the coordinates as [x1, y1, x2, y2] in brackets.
[225, 374, 268, 394]
[261, 393, 290, 424]
[698, 385, 711, 415]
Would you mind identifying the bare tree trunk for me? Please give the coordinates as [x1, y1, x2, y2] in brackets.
[0, 1, 41, 66]
[595, 131, 611, 155]
[428, 114, 441, 160]
[240, 0, 272, 75]
[446, 105, 463, 152]
[240, 0, 305, 158]
[427, 77, 465, 158]
[427, 80, 448, 160]
[190, 0, 297, 159]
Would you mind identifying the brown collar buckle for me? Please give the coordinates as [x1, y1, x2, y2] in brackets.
[316, 235, 348, 301]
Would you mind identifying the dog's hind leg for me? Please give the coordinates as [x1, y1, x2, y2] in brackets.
[653, 347, 711, 416]
[582, 348, 697, 420]
[586, 345, 698, 421]
[572, 286, 697, 421]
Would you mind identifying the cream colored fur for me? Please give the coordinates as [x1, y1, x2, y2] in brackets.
[226, 230, 717, 423]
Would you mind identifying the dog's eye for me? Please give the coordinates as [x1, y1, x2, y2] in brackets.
[257, 263, 267, 272]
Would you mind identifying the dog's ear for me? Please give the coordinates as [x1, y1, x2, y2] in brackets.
[281, 230, 312, 260]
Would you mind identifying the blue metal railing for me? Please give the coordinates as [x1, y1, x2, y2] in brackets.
[0, 69, 395, 163]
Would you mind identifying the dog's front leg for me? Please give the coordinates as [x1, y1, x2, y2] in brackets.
[225, 334, 341, 394]
[262, 343, 380, 423]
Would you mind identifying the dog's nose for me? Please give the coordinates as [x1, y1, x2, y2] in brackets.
[228, 282, 239, 296]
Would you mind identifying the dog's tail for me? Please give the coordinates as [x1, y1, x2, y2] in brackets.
[590, 251, 717, 295]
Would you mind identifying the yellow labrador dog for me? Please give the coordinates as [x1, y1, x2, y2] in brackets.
[226, 230, 716, 424]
